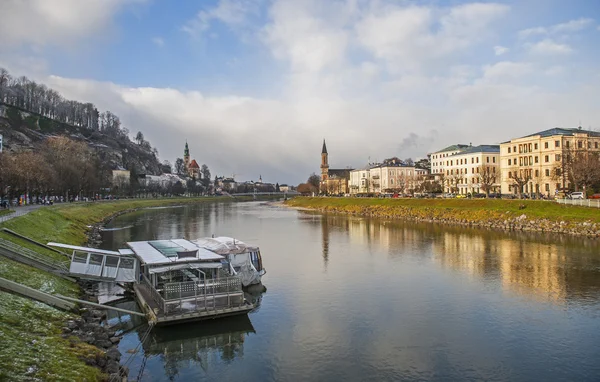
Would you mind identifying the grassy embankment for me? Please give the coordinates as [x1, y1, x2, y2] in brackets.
[0, 196, 258, 381]
[0, 209, 13, 217]
[285, 197, 600, 225]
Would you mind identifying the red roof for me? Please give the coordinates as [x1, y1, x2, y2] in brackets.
[189, 159, 200, 168]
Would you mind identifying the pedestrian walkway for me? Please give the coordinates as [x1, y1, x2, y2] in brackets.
[0, 205, 44, 224]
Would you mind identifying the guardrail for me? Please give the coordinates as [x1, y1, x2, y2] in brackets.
[556, 199, 600, 208]
[141, 273, 166, 313]
[162, 276, 243, 316]
[0, 237, 69, 272]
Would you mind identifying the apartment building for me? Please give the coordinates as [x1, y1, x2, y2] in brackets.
[349, 162, 422, 195]
[500, 127, 600, 197]
[429, 144, 469, 176]
[443, 145, 500, 194]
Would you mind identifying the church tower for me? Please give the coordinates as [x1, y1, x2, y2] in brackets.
[321, 139, 329, 181]
[183, 141, 190, 173]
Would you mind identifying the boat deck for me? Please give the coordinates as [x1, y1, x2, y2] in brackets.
[133, 283, 254, 325]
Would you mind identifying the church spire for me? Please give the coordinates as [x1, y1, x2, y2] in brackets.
[321, 139, 327, 154]
[184, 141, 189, 157]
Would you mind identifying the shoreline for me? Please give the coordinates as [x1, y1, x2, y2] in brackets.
[0, 196, 279, 381]
[284, 197, 600, 238]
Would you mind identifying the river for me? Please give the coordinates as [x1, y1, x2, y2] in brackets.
[99, 201, 600, 381]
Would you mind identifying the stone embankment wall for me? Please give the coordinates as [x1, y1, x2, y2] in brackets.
[298, 204, 600, 238]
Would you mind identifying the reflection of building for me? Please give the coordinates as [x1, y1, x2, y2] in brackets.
[140, 316, 255, 380]
[320, 140, 352, 195]
[500, 127, 600, 197]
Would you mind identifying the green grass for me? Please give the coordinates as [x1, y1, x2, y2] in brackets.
[0, 209, 13, 217]
[0, 195, 262, 381]
[285, 197, 600, 224]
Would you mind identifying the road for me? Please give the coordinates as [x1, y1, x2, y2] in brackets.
[0, 204, 44, 224]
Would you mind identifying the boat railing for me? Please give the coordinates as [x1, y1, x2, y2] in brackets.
[141, 273, 166, 313]
[162, 276, 244, 316]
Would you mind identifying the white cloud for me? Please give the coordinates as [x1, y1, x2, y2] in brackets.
[182, 0, 260, 37]
[494, 45, 509, 55]
[481, 61, 533, 83]
[528, 39, 573, 55]
[519, 17, 594, 38]
[152, 37, 165, 47]
[0, 0, 145, 47]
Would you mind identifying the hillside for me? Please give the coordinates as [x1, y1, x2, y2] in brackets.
[0, 103, 161, 175]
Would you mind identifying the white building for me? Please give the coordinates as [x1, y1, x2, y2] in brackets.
[443, 145, 500, 194]
[349, 162, 424, 195]
[429, 144, 469, 177]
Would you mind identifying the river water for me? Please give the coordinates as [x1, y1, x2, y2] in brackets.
[99, 201, 600, 381]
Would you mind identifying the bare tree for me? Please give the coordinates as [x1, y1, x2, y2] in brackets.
[478, 165, 497, 197]
[174, 158, 185, 176]
[508, 167, 532, 199]
[561, 146, 600, 195]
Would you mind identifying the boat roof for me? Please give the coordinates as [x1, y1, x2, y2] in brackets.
[192, 236, 259, 255]
[127, 239, 224, 265]
[47, 243, 121, 256]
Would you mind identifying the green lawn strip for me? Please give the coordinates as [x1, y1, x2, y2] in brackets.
[285, 197, 600, 224]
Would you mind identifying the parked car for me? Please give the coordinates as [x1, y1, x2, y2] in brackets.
[589, 194, 600, 199]
[569, 192, 585, 200]
[0, 199, 9, 208]
[456, 194, 467, 199]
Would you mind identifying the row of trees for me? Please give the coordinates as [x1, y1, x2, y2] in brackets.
[0, 137, 111, 200]
[0, 67, 125, 137]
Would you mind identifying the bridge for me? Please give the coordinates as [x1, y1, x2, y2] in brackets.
[227, 191, 300, 197]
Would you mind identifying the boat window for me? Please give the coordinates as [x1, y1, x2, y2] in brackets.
[120, 258, 134, 269]
[105, 256, 119, 267]
[73, 252, 87, 264]
[89, 254, 103, 266]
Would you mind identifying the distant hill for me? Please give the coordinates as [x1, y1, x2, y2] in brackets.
[0, 103, 162, 175]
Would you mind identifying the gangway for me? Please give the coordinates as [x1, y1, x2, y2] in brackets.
[0, 238, 73, 280]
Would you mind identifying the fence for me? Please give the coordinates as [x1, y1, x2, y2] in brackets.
[556, 199, 600, 208]
[141, 273, 166, 313]
[162, 276, 243, 315]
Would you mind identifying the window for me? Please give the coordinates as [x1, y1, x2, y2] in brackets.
[508, 159, 512, 165]
[519, 157, 523, 166]
[566, 141, 570, 148]
[493, 167, 496, 173]
[476, 157, 479, 163]
[508, 147, 511, 153]
[513, 146, 517, 152]
[545, 169, 550, 176]
[471, 168, 474, 174]
[555, 140, 560, 147]
[596, 142, 599, 149]
[545, 184, 549, 192]
[519, 144, 523, 153]
[544, 142, 549, 149]
[578, 141, 582, 148]
[476, 167, 480, 173]
[535, 170, 539, 177]
[508, 172, 512, 178]
[493, 157, 496, 163]
[486, 156, 489, 163]
[555, 154, 561, 161]
[528, 143, 532, 152]
[544, 155, 549, 162]
[390, 179, 394, 185]
[588, 142, 592, 149]
[535, 156, 538, 163]
[556, 168, 561, 176]
[471, 158, 474, 164]
[534, 143, 538, 150]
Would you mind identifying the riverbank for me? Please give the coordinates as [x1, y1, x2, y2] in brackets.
[284, 197, 600, 237]
[0, 196, 268, 381]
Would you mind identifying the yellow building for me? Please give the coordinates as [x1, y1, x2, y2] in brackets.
[500, 127, 600, 197]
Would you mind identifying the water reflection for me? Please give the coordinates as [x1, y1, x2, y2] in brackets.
[140, 316, 255, 380]
[305, 212, 600, 305]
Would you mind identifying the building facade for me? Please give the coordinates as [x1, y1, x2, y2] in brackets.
[349, 161, 422, 195]
[320, 140, 352, 195]
[443, 145, 500, 194]
[500, 128, 600, 197]
[429, 144, 469, 176]
[183, 141, 200, 179]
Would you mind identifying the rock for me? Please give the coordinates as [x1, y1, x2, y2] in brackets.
[94, 340, 113, 349]
[110, 337, 121, 344]
[62, 327, 72, 333]
[66, 320, 78, 330]
[106, 347, 121, 361]
[106, 360, 120, 374]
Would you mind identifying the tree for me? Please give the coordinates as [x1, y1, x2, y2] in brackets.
[135, 131, 144, 145]
[174, 158, 185, 176]
[297, 183, 316, 195]
[415, 158, 431, 172]
[307, 173, 320, 189]
[478, 165, 498, 197]
[508, 167, 532, 198]
[562, 146, 600, 195]
[161, 160, 172, 174]
[201, 165, 211, 187]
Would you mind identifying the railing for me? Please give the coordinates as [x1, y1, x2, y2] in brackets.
[162, 276, 243, 316]
[141, 273, 166, 313]
[556, 199, 600, 208]
[0, 237, 69, 272]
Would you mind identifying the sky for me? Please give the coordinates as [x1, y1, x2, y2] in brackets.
[1, 0, 599, 185]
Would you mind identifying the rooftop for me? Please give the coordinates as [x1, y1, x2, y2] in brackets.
[430, 144, 470, 155]
[449, 145, 500, 156]
[127, 239, 224, 265]
[507, 127, 600, 142]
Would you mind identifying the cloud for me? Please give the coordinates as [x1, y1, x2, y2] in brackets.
[0, 0, 145, 47]
[494, 45, 508, 55]
[355, 2, 509, 71]
[152, 37, 165, 47]
[528, 39, 573, 55]
[182, 0, 261, 37]
[481, 61, 533, 83]
[519, 17, 594, 38]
